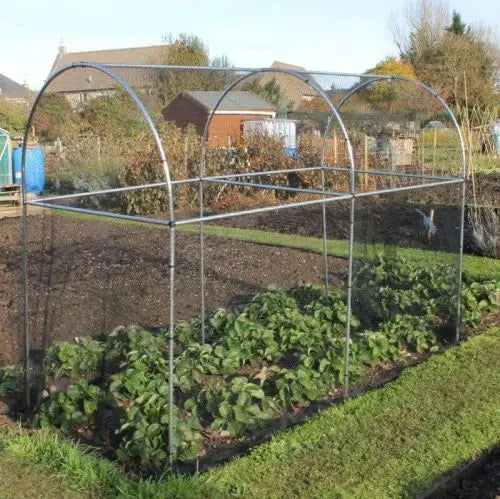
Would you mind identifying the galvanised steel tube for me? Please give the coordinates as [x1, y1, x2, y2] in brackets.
[20, 146, 30, 409]
[456, 181, 466, 342]
[353, 177, 464, 197]
[168, 226, 176, 467]
[101, 62, 385, 81]
[170, 166, 326, 186]
[175, 193, 353, 225]
[203, 177, 345, 197]
[26, 200, 172, 226]
[344, 195, 355, 398]
[323, 166, 458, 181]
[34, 181, 170, 203]
[320, 116, 331, 296]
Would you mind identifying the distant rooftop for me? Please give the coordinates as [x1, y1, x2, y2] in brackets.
[47, 44, 168, 93]
[184, 90, 275, 113]
[0, 73, 32, 98]
[256, 61, 318, 110]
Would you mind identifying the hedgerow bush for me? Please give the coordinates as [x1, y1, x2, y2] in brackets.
[33, 256, 499, 472]
[114, 124, 349, 215]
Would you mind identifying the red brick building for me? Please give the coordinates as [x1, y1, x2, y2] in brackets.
[162, 91, 276, 146]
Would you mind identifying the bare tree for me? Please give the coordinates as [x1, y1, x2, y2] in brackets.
[389, 1, 499, 107]
[389, 0, 449, 61]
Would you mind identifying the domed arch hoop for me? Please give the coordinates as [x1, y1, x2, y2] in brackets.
[197, 68, 356, 354]
[19, 63, 466, 468]
[332, 73, 467, 347]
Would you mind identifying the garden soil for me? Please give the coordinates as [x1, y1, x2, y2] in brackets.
[0, 214, 347, 366]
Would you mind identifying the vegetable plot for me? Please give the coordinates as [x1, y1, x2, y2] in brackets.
[32, 256, 499, 472]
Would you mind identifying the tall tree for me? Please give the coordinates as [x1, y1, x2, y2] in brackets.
[389, 1, 499, 107]
[363, 57, 421, 111]
[242, 77, 292, 115]
[154, 33, 234, 105]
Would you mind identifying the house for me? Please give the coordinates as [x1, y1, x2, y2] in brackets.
[46, 42, 167, 107]
[162, 91, 276, 146]
[257, 61, 318, 110]
[0, 73, 33, 105]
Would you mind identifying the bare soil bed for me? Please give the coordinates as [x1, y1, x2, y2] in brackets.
[215, 199, 463, 252]
[428, 446, 500, 499]
[0, 214, 347, 366]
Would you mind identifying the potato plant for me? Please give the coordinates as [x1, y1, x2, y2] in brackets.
[33, 257, 499, 471]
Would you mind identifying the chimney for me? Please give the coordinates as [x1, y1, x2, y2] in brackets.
[58, 38, 66, 56]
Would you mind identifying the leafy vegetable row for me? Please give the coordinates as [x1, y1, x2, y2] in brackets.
[32, 256, 499, 471]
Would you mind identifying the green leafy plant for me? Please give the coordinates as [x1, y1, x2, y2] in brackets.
[45, 337, 105, 378]
[0, 366, 18, 397]
[274, 362, 325, 409]
[35, 380, 103, 432]
[209, 377, 279, 436]
[175, 343, 239, 393]
[318, 341, 363, 386]
[226, 316, 280, 364]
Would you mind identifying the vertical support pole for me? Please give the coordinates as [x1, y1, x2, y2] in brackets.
[344, 195, 355, 398]
[199, 179, 206, 344]
[455, 180, 466, 343]
[21, 145, 30, 410]
[168, 224, 176, 468]
[344, 134, 356, 399]
[363, 134, 368, 191]
[421, 128, 425, 175]
[320, 121, 332, 297]
[320, 168, 329, 296]
[432, 128, 437, 175]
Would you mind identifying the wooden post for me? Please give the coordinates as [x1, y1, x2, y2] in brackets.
[333, 129, 337, 165]
[432, 128, 437, 175]
[427, 208, 435, 241]
[421, 129, 425, 175]
[97, 136, 101, 166]
[363, 134, 368, 191]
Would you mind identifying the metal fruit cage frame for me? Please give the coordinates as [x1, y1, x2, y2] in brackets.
[21, 62, 466, 465]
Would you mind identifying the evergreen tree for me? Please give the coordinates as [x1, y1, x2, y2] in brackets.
[446, 10, 467, 36]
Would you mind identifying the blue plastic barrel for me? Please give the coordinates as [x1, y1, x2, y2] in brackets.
[12, 144, 45, 194]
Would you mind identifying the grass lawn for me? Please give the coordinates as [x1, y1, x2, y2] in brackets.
[0, 327, 499, 497]
[0, 452, 89, 499]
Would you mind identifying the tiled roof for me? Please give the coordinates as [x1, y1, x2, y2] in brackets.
[0, 73, 32, 98]
[185, 91, 275, 112]
[46, 45, 167, 93]
[257, 61, 318, 110]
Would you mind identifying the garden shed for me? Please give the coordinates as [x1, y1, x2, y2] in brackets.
[162, 90, 276, 146]
[18, 62, 467, 471]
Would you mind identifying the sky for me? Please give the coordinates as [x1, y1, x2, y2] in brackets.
[1, 0, 499, 90]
